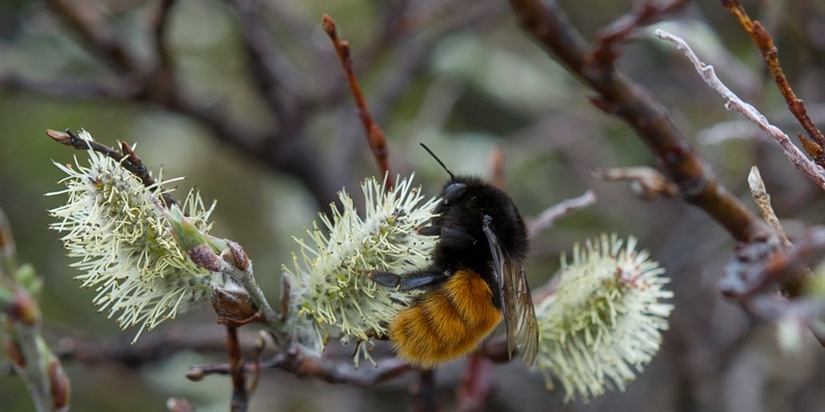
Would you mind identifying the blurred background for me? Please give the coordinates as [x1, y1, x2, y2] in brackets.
[1, 0, 823, 410]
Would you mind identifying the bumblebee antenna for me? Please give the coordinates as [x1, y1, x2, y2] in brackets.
[419, 143, 455, 180]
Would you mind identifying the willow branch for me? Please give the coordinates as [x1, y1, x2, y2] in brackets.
[508, 0, 772, 243]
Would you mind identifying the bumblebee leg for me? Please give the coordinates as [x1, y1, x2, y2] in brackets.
[369, 270, 449, 291]
[440, 226, 477, 248]
[417, 225, 441, 236]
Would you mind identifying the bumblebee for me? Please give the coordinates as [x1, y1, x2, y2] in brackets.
[369, 145, 539, 368]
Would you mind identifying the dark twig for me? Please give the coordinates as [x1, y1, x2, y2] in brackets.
[45, 129, 179, 208]
[456, 355, 494, 412]
[508, 0, 772, 244]
[226, 326, 248, 412]
[721, 0, 825, 165]
[414, 369, 437, 412]
[590, 0, 689, 69]
[322, 14, 393, 187]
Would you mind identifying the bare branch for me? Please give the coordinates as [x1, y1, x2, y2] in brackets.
[508, 0, 772, 243]
[654, 29, 825, 190]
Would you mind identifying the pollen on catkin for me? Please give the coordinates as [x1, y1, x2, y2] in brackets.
[281, 174, 438, 365]
[47, 130, 222, 342]
[535, 234, 673, 403]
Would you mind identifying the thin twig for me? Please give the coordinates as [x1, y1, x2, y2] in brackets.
[527, 190, 597, 239]
[414, 369, 437, 412]
[322, 14, 393, 187]
[721, 0, 825, 163]
[654, 29, 825, 190]
[226, 326, 248, 412]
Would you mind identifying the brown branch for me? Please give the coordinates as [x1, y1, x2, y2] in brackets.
[590, 0, 689, 69]
[721, 0, 825, 165]
[322, 14, 393, 188]
[190, 351, 412, 388]
[46, 129, 179, 208]
[508, 0, 772, 243]
[226, 326, 248, 412]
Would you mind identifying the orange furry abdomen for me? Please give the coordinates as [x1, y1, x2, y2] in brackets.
[389, 269, 502, 368]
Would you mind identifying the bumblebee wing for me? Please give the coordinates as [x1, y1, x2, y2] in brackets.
[482, 216, 539, 367]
